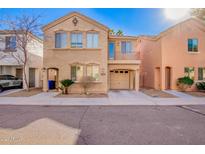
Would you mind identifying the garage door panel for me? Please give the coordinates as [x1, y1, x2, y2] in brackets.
[110, 70, 129, 90]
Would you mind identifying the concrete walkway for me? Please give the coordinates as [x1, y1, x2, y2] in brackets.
[0, 90, 205, 106]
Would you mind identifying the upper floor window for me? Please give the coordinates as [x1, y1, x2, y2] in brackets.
[71, 32, 82, 48]
[188, 39, 198, 52]
[5, 36, 16, 50]
[198, 67, 205, 80]
[184, 67, 195, 80]
[121, 41, 132, 54]
[87, 33, 98, 48]
[109, 42, 115, 60]
[71, 65, 83, 81]
[55, 32, 67, 48]
[86, 65, 100, 81]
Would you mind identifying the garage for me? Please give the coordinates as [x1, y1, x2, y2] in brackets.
[110, 70, 130, 90]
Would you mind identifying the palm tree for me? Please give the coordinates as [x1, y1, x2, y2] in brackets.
[116, 30, 123, 36]
[109, 29, 115, 35]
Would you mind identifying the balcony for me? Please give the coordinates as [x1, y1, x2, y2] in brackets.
[108, 52, 141, 65]
[109, 52, 140, 61]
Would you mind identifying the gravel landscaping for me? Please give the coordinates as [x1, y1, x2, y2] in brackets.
[183, 91, 205, 97]
[140, 88, 177, 98]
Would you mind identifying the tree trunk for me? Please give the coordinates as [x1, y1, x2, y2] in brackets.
[23, 64, 29, 91]
[65, 87, 68, 94]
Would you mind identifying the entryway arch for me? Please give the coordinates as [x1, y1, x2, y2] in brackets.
[47, 68, 59, 90]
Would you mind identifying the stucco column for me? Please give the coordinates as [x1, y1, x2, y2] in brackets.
[135, 69, 139, 91]
[43, 69, 48, 92]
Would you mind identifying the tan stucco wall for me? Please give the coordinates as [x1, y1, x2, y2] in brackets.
[43, 14, 108, 93]
[139, 19, 205, 90]
[137, 37, 161, 89]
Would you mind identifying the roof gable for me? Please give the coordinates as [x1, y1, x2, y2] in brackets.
[159, 17, 205, 38]
[42, 12, 109, 32]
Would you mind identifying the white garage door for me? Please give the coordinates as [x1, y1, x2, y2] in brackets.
[110, 70, 130, 90]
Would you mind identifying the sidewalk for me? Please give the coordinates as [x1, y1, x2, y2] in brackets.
[0, 91, 205, 106]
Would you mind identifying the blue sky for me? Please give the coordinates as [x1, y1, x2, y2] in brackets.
[0, 8, 177, 36]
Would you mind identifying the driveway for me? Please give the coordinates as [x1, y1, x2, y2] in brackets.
[0, 105, 205, 144]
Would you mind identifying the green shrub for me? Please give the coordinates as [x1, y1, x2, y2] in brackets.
[196, 82, 205, 90]
[177, 76, 194, 91]
[60, 79, 74, 94]
[177, 76, 194, 85]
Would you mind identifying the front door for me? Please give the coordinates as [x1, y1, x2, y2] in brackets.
[29, 68, 35, 88]
[165, 67, 171, 89]
[110, 70, 130, 90]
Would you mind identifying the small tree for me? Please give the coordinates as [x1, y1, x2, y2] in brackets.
[191, 8, 205, 20]
[80, 76, 96, 95]
[60, 79, 74, 94]
[0, 14, 42, 91]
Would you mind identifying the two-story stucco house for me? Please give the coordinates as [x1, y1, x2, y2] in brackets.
[0, 30, 43, 88]
[42, 12, 141, 93]
[138, 18, 205, 90]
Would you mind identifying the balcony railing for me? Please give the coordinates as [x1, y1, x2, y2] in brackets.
[109, 52, 140, 60]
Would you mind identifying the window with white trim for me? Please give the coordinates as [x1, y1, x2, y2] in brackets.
[71, 32, 83, 48]
[121, 41, 132, 54]
[184, 67, 195, 79]
[71, 65, 83, 81]
[188, 39, 198, 52]
[5, 36, 16, 50]
[198, 67, 205, 80]
[86, 65, 100, 81]
[86, 33, 99, 48]
[55, 32, 67, 48]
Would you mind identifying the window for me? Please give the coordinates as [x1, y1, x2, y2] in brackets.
[5, 36, 16, 50]
[198, 67, 205, 80]
[71, 32, 82, 48]
[55, 32, 67, 48]
[87, 33, 98, 48]
[71, 65, 83, 81]
[86, 65, 100, 81]
[188, 39, 198, 52]
[109, 42, 115, 59]
[121, 41, 132, 54]
[184, 67, 195, 79]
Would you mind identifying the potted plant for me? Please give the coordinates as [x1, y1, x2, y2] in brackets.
[177, 76, 194, 91]
[60, 79, 74, 94]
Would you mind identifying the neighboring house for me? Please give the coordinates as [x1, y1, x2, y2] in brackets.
[42, 12, 140, 93]
[0, 30, 43, 88]
[138, 18, 205, 90]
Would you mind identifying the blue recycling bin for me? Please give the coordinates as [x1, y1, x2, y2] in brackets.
[48, 80, 56, 90]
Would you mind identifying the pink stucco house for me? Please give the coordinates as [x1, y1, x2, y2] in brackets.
[138, 18, 205, 90]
